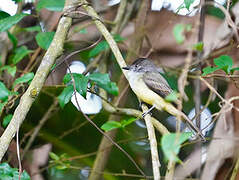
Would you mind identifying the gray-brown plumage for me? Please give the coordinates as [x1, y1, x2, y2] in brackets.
[143, 72, 173, 98]
[125, 58, 173, 97]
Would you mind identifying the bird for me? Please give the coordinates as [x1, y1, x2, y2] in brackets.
[123, 58, 205, 141]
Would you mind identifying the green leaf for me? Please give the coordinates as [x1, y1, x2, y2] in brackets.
[72, 75, 88, 99]
[49, 152, 60, 160]
[89, 41, 109, 57]
[56, 165, 68, 170]
[231, 67, 239, 74]
[101, 121, 122, 132]
[0, 65, 17, 77]
[214, 55, 233, 74]
[63, 73, 74, 84]
[100, 82, 118, 96]
[36, 32, 55, 50]
[59, 153, 70, 159]
[37, 0, 65, 11]
[165, 91, 179, 102]
[0, 163, 30, 180]
[7, 66, 16, 77]
[88, 73, 118, 95]
[11, 46, 33, 65]
[0, 13, 27, 32]
[173, 24, 186, 44]
[79, 28, 87, 34]
[161, 132, 192, 162]
[50, 63, 57, 71]
[207, 6, 224, 19]
[12, 72, 34, 88]
[0, 11, 10, 20]
[184, 0, 195, 10]
[3, 114, 13, 128]
[0, 81, 10, 101]
[202, 55, 235, 75]
[58, 85, 74, 108]
[193, 42, 204, 52]
[121, 117, 137, 128]
[63, 73, 89, 98]
[112, 34, 126, 42]
[88, 73, 111, 85]
[12, 0, 23, 2]
[24, 25, 41, 32]
[7, 31, 18, 50]
[202, 66, 220, 76]
[0, 162, 12, 175]
[176, 4, 185, 13]
[15, 170, 30, 180]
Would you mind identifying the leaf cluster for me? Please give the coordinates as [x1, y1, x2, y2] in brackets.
[58, 73, 118, 108]
[202, 55, 239, 76]
[0, 163, 30, 180]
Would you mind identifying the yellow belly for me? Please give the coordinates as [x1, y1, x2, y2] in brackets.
[127, 73, 178, 115]
[129, 77, 163, 106]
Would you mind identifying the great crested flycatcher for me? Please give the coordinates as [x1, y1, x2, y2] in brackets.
[123, 58, 205, 141]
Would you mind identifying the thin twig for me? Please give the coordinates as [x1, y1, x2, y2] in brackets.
[21, 99, 58, 159]
[199, 77, 224, 101]
[52, 35, 102, 72]
[59, 120, 88, 139]
[194, 0, 206, 177]
[227, 0, 231, 11]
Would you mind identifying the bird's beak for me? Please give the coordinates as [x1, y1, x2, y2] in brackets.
[122, 66, 130, 70]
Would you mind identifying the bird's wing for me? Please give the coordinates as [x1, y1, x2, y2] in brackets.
[143, 72, 173, 98]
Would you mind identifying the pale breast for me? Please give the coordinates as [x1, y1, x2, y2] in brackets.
[127, 72, 160, 105]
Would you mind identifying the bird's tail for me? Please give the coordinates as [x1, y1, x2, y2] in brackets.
[155, 101, 206, 141]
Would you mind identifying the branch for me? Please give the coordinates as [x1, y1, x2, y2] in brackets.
[142, 104, 161, 180]
[79, 0, 128, 76]
[101, 98, 169, 135]
[0, 0, 78, 161]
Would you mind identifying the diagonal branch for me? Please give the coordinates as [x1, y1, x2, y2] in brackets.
[79, 0, 128, 76]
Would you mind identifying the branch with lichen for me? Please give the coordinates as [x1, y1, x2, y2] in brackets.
[0, 0, 79, 161]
